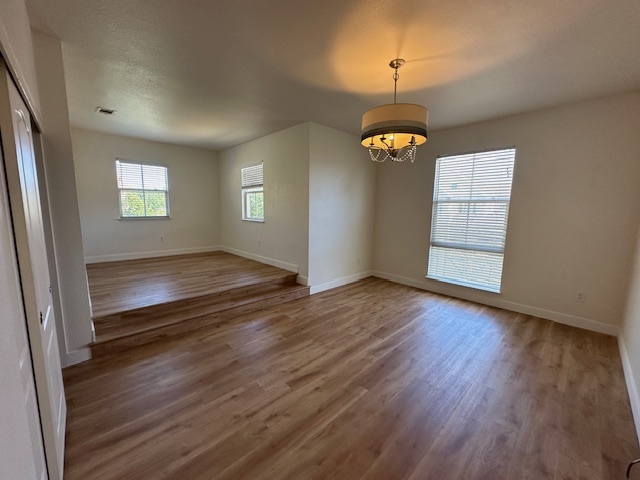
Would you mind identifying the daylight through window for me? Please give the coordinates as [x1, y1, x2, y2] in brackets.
[241, 163, 264, 221]
[116, 160, 169, 218]
[427, 148, 516, 293]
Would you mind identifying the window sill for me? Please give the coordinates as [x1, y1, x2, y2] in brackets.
[117, 216, 171, 221]
[242, 218, 264, 223]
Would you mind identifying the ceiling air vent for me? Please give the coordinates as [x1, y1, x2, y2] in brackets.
[95, 106, 116, 116]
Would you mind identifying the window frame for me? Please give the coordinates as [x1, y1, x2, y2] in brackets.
[115, 159, 170, 220]
[426, 147, 516, 293]
[241, 163, 264, 222]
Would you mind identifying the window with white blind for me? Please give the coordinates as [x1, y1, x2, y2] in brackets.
[115, 160, 169, 218]
[427, 148, 516, 293]
[241, 163, 264, 221]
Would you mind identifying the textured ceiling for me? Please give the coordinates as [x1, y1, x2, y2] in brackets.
[25, 0, 640, 151]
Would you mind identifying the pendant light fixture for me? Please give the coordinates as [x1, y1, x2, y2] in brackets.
[361, 59, 428, 163]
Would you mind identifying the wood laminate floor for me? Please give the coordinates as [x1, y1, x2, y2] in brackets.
[63, 278, 639, 479]
[86, 252, 296, 318]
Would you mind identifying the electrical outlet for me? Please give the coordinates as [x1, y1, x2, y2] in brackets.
[577, 292, 584, 303]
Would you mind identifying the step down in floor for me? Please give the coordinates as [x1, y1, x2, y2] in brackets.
[91, 274, 309, 357]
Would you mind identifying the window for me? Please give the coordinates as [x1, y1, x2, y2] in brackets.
[116, 160, 169, 218]
[241, 163, 264, 221]
[427, 148, 516, 293]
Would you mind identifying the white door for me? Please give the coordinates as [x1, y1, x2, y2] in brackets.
[0, 137, 47, 480]
[0, 64, 66, 479]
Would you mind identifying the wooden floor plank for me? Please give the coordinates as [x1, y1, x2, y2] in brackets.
[63, 277, 640, 479]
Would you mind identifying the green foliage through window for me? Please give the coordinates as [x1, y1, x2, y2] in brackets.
[246, 191, 264, 219]
[120, 190, 168, 217]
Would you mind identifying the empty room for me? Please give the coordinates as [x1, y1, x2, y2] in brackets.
[2, 1, 640, 479]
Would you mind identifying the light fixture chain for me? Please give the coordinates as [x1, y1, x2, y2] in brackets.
[393, 68, 399, 104]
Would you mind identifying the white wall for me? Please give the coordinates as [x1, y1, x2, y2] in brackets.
[374, 91, 640, 333]
[219, 123, 310, 278]
[72, 128, 220, 262]
[33, 31, 93, 365]
[308, 123, 376, 292]
[621, 226, 640, 441]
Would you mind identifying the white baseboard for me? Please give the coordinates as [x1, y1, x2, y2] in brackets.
[297, 275, 309, 286]
[63, 347, 91, 368]
[372, 270, 619, 337]
[219, 246, 299, 273]
[619, 335, 640, 443]
[85, 246, 222, 264]
[310, 271, 373, 295]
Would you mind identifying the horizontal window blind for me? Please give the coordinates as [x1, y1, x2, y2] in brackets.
[116, 161, 168, 191]
[427, 148, 516, 293]
[116, 160, 169, 218]
[241, 164, 263, 188]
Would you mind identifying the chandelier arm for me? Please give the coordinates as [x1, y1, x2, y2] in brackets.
[379, 136, 392, 151]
